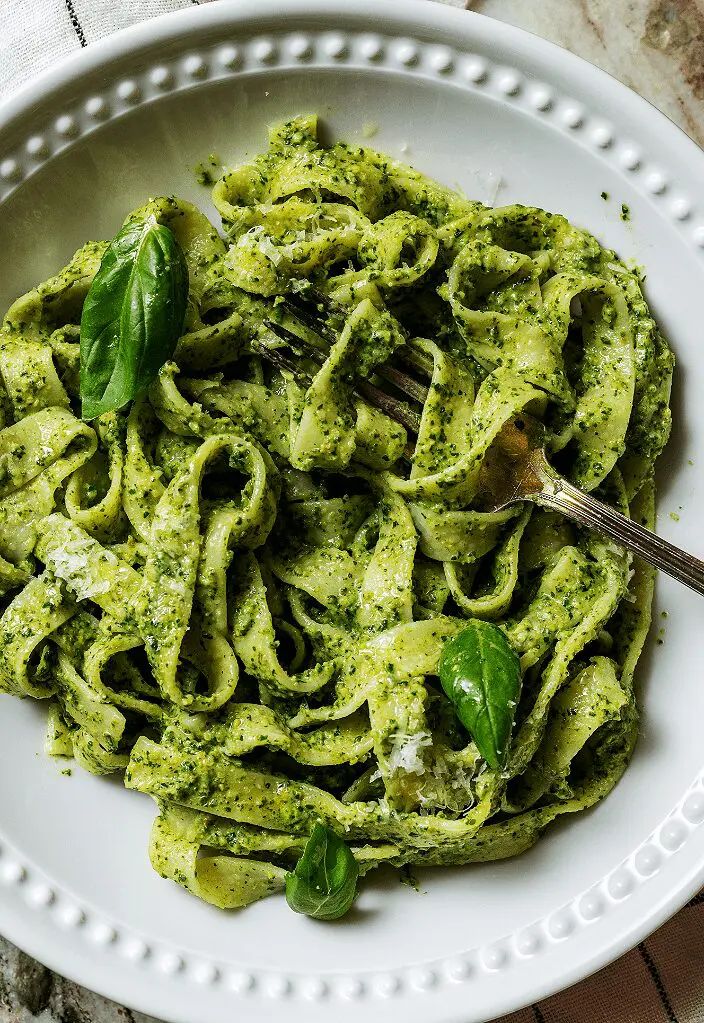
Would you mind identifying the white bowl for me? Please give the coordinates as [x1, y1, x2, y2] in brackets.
[1, 2, 704, 1021]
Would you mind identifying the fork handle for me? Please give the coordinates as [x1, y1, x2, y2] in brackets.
[535, 473, 704, 597]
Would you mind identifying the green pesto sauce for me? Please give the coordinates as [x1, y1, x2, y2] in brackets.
[0, 114, 672, 917]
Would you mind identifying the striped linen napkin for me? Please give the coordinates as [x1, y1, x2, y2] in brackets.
[0, 3, 699, 1023]
[0, 0, 465, 99]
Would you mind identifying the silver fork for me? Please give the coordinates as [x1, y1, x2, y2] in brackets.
[259, 297, 704, 597]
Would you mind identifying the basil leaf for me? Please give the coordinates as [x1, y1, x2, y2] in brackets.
[80, 215, 188, 420]
[439, 619, 521, 770]
[285, 822, 358, 921]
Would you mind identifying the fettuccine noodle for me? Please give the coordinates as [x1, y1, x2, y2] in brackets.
[0, 117, 672, 910]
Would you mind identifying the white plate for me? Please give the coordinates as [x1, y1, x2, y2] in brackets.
[0, 2, 703, 1020]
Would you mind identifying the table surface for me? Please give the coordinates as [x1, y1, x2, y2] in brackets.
[1, 1, 703, 1021]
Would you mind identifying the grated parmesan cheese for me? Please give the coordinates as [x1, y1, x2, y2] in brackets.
[386, 730, 432, 775]
[46, 537, 118, 601]
[485, 172, 504, 207]
[248, 226, 284, 266]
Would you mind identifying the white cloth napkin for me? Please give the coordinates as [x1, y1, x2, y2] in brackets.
[0, 0, 465, 100]
[0, 3, 699, 1023]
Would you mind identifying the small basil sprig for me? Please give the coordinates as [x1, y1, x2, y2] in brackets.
[285, 822, 358, 921]
[439, 619, 521, 770]
[80, 214, 188, 420]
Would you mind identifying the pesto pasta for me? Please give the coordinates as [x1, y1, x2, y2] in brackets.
[0, 116, 673, 913]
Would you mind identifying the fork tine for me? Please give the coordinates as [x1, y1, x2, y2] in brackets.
[256, 344, 313, 388]
[281, 298, 337, 344]
[355, 380, 421, 434]
[271, 313, 429, 403]
[376, 364, 428, 404]
[286, 289, 435, 382]
[258, 344, 416, 463]
[398, 347, 434, 379]
[266, 317, 428, 407]
[262, 318, 421, 434]
[265, 320, 326, 360]
[293, 287, 343, 316]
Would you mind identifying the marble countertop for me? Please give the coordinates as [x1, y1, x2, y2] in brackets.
[469, 0, 704, 146]
[2, 2, 703, 1021]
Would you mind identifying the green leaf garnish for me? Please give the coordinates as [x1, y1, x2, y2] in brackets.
[285, 822, 358, 921]
[439, 619, 521, 770]
[79, 214, 188, 419]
